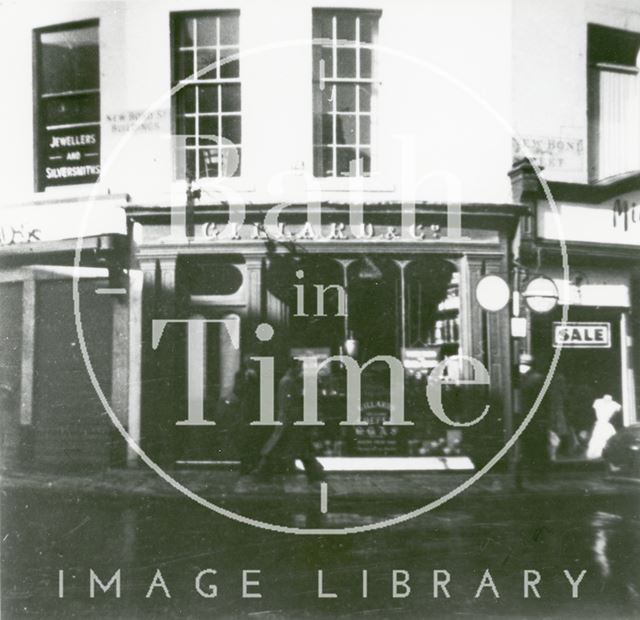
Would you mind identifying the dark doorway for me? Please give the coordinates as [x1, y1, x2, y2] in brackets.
[348, 257, 399, 358]
[532, 306, 623, 461]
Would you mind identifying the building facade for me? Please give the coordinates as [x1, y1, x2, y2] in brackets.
[0, 0, 637, 471]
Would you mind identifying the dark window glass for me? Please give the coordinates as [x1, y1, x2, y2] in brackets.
[36, 21, 100, 190]
[313, 11, 379, 177]
[172, 12, 241, 179]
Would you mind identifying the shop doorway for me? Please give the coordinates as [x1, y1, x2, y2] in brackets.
[347, 257, 399, 358]
[531, 307, 624, 462]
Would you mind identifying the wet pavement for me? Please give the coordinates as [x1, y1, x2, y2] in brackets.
[2, 473, 640, 618]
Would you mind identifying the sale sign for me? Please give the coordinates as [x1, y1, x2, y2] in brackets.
[553, 322, 611, 348]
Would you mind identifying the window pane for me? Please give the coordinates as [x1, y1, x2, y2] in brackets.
[198, 116, 219, 141]
[336, 147, 357, 176]
[221, 146, 241, 176]
[359, 115, 371, 144]
[44, 93, 99, 126]
[337, 15, 357, 42]
[359, 86, 371, 112]
[360, 16, 376, 44]
[321, 147, 335, 176]
[314, 14, 333, 40]
[337, 47, 356, 78]
[221, 84, 241, 111]
[198, 85, 218, 113]
[176, 114, 196, 137]
[200, 147, 220, 177]
[360, 148, 371, 175]
[222, 115, 241, 145]
[177, 85, 197, 113]
[319, 46, 333, 79]
[186, 149, 196, 179]
[336, 115, 356, 145]
[175, 50, 194, 81]
[176, 17, 194, 47]
[40, 25, 99, 93]
[197, 49, 217, 79]
[321, 114, 334, 144]
[220, 47, 239, 78]
[360, 47, 372, 78]
[321, 85, 336, 114]
[219, 14, 239, 45]
[196, 16, 217, 47]
[336, 84, 356, 112]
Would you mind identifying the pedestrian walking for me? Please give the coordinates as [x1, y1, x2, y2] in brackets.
[515, 353, 551, 489]
[232, 355, 266, 475]
[254, 359, 324, 483]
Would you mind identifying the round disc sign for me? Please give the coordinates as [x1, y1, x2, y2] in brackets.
[522, 276, 559, 314]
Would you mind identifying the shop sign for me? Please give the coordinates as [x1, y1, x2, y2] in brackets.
[402, 348, 439, 373]
[198, 220, 494, 243]
[0, 201, 126, 248]
[512, 135, 584, 172]
[351, 401, 402, 455]
[43, 125, 101, 186]
[553, 322, 611, 348]
[538, 189, 640, 246]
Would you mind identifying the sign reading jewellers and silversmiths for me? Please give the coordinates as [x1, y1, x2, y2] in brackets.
[553, 322, 611, 348]
[42, 125, 101, 186]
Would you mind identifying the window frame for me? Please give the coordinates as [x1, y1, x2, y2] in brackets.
[312, 8, 381, 178]
[33, 18, 101, 192]
[587, 23, 640, 181]
[170, 10, 242, 181]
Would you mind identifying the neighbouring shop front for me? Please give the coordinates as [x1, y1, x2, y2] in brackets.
[128, 201, 522, 470]
[511, 161, 640, 466]
[0, 196, 129, 471]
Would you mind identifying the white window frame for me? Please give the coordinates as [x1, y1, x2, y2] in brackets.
[172, 11, 241, 180]
[313, 10, 380, 178]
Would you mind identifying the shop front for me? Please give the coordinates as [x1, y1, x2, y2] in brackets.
[0, 196, 129, 471]
[128, 201, 521, 470]
[511, 161, 640, 466]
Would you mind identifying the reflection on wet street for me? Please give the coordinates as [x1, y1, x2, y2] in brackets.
[2, 488, 639, 618]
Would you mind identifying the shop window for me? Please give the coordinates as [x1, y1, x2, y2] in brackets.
[312, 10, 379, 177]
[34, 21, 100, 190]
[172, 11, 241, 180]
[588, 24, 640, 180]
[185, 259, 244, 296]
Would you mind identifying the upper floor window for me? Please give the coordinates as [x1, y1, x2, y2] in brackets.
[588, 24, 640, 180]
[172, 11, 241, 180]
[312, 10, 380, 177]
[35, 21, 100, 190]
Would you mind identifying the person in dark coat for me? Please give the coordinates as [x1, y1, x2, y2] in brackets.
[233, 355, 265, 475]
[515, 353, 551, 489]
[254, 359, 324, 482]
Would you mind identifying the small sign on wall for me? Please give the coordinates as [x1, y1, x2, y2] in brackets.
[553, 322, 611, 348]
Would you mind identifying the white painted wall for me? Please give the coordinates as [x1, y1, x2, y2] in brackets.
[512, 0, 640, 183]
[0, 0, 513, 214]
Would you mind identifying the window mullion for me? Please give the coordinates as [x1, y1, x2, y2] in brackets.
[355, 82, 360, 175]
